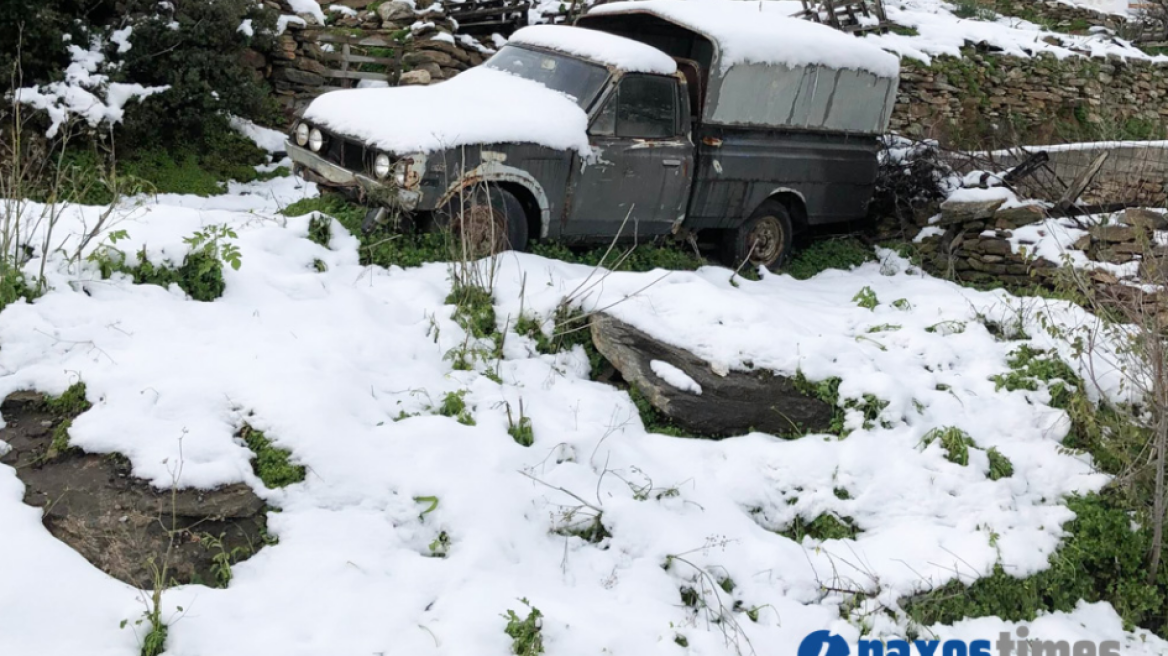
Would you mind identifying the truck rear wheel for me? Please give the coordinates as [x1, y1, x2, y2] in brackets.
[721, 201, 794, 272]
[436, 186, 528, 257]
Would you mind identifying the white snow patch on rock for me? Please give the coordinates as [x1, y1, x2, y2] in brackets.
[649, 360, 702, 394]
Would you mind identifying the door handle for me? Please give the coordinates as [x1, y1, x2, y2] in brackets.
[662, 159, 682, 167]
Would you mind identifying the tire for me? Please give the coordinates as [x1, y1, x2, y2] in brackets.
[435, 186, 528, 257]
[720, 201, 794, 272]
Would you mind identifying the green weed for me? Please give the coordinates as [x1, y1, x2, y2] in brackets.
[438, 391, 476, 426]
[503, 599, 545, 656]
[506, 401, 534, 447]
[920, 426, 976, 466]
[853, 286, 879, 310]
[781, 513, 859, 542]
[987, 447, 1014, 480]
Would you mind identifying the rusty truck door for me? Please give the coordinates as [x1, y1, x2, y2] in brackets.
[563, 74, 693, 240]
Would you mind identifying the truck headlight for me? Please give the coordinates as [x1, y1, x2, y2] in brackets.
[308, 128, 324, 152]
[393, 166, 406, 186]
[295, 122, 309, 147]
[373, 153, 392, 180]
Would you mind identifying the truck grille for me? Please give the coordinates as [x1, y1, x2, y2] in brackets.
[322, 133, 370, 173]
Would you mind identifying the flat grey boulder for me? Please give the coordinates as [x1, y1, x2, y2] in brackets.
[589, 313, 834, 437]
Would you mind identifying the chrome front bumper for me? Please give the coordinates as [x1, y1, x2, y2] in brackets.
[285, 140, 421, 211]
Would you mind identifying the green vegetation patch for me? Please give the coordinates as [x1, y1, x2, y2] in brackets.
[904, 494, 1167, 637]
[503, 599, 545, 656]
[282, 196, 451, 269]
[781, 237, 876, 280]
[780, 512, 859, 542]
[92, 225, 241, 302]
[238, 424, 306, 489]
[529, 241, 704, 273]
[991, 345, 1079, 409]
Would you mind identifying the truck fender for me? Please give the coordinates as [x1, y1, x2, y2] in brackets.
[760, 187, 808, 226]
[438, 163, 552, 239]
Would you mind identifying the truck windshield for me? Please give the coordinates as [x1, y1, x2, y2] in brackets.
[484, 45, 609, 109]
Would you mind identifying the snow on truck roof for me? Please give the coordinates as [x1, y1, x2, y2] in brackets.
[587, 0, 901, 79]
[508, 25, 678, 75]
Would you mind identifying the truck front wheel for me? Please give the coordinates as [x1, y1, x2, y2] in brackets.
[435, 186, 528, 257]
[721, 201, 794, 272]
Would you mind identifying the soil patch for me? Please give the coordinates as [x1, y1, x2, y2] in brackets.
[0, 391, 269, 588]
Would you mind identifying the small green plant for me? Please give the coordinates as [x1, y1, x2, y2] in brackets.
[438, 390, 476, 426]
[46, 419, 75, 460]
[867, 323, 901, 333]
[920, 426, 976, 466]
[853, 286, 879, 310]
[428, 530, 450, 557]
[781, 512, 859, 541]
[986, 447, 1014, 480]
[43, 382, 92, 415]
[503, 599, 545, 656]
[307, 214, 331, 248]
[140, 619, 167, 656]
[238, 424, 306, 488]
[506, 400, 535, 447]
[515, 313, 552, 353]
[447, 279, 497, 340]
[891, 298, 913, 311]
[200, 532, 249, 588]
[926, 320, 966, 335]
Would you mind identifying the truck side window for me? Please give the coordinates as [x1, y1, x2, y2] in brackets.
[616, 75, 677, 139]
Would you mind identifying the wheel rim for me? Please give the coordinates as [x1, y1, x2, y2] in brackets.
[454, 202, 509, 257]
[747, 215, 784, 265]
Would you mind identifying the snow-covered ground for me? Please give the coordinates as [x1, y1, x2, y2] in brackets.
[0, 174, 1163, 656]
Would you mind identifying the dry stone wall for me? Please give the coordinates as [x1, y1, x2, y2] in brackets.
[268, 0, 490, 119]
[890, 50, 1168, 143]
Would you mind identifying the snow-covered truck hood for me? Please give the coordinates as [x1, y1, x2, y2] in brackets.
[301, 67, 591, 155]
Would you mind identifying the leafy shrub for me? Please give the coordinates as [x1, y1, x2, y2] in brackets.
[438, 391, 475, 426]
[115, 0, 280, 150]
[93, 225, 240, 301]
[0, 1, 118, 95]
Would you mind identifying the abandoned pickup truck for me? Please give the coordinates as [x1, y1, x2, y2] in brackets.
[287, 0, 900, 269]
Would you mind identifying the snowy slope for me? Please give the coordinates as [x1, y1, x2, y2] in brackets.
[0, 177, 1163, 656]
